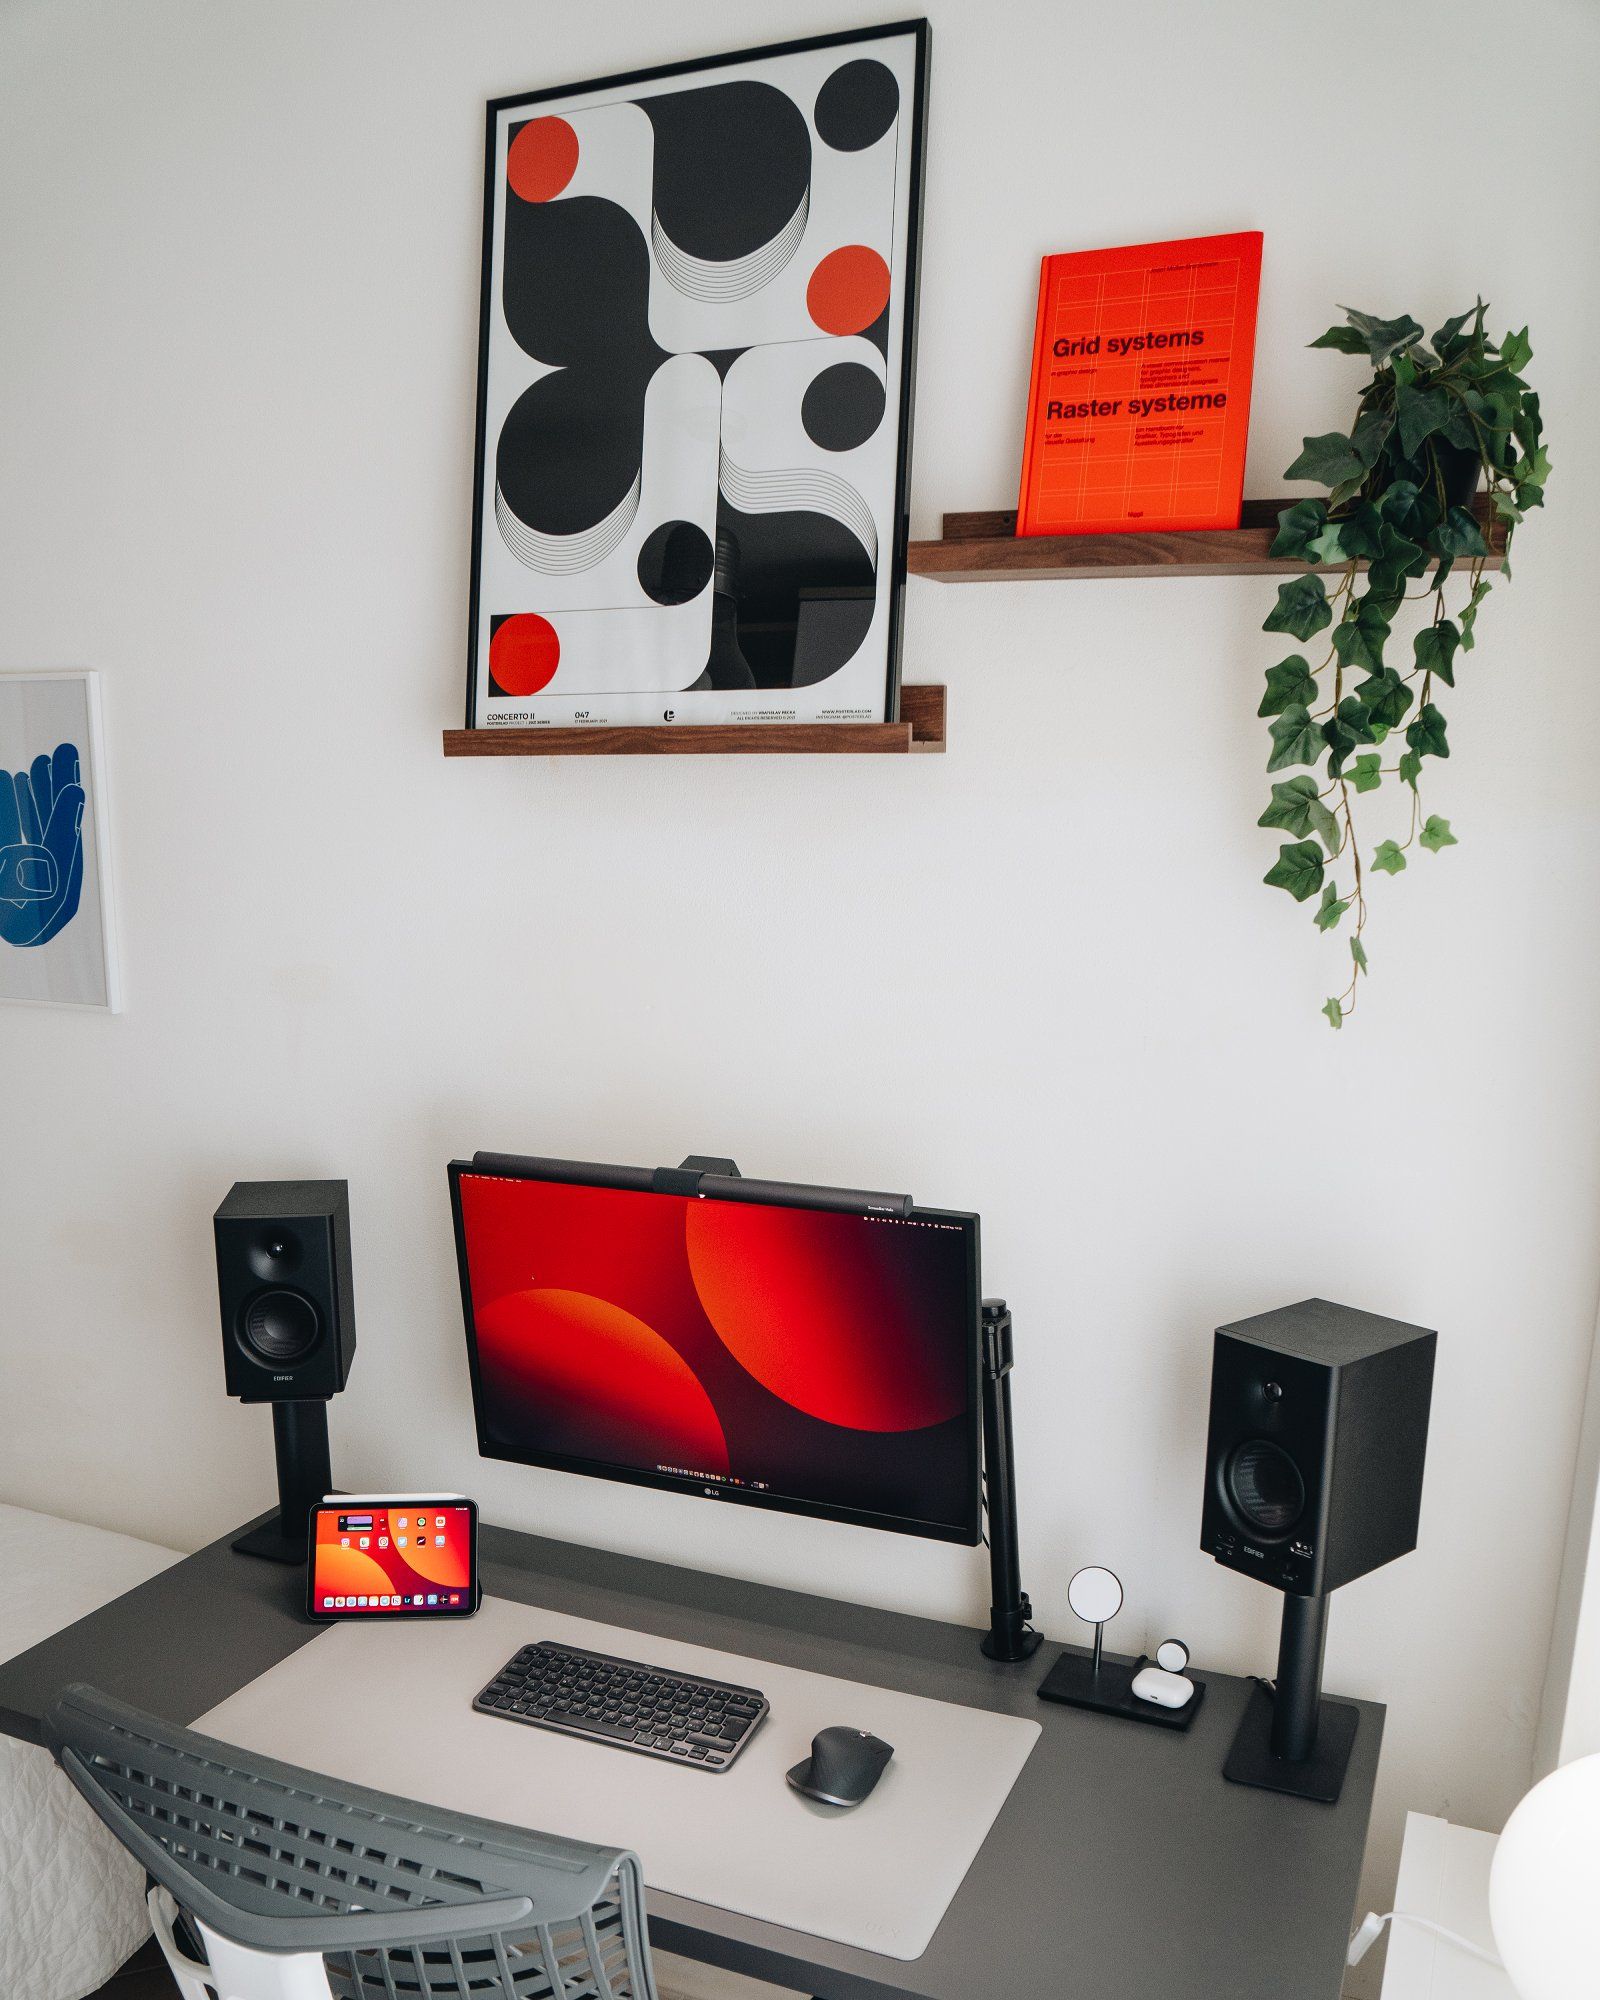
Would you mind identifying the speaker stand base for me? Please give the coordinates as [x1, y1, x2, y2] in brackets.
[230, 1518, 311, 1565]
[1221, 1684, 1359, 1803]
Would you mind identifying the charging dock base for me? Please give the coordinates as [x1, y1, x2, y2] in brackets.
[1037, 1645, 1206, 1731]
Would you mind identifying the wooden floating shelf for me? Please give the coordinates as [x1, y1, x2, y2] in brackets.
[908, 496, 1507, 582]
[442, 682, 946, 757]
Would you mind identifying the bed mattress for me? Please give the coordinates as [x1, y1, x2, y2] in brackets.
[0, 1503, 180, 2000]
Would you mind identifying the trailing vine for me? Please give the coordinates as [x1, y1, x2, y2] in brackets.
[1259, 303, 1548, 1025]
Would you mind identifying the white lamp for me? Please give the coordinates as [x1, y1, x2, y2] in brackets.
[1489, 1752, 1600, 1997]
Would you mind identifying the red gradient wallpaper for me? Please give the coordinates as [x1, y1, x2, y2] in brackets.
[455, 1171, 979, 1539]
[312, 1504, 474, 1615]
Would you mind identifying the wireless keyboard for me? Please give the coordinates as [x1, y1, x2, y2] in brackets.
[473, 1639, 769, 1770]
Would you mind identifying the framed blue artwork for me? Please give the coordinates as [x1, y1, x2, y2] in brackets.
[0, 671, 120, 1010]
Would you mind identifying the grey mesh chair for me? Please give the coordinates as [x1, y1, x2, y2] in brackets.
[48, 1683, 659, 2000]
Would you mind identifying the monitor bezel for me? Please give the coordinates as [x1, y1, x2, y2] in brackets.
[448, 1155, 983, 1547]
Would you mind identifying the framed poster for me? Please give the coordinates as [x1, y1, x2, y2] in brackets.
[0, 672, 120, 1011]
[465, 21, 929, 732]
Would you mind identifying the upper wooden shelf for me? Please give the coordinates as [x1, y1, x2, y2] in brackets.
[907, 496, 1507, 583]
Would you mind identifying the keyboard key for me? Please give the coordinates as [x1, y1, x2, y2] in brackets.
[546, 1711, 640, 1744]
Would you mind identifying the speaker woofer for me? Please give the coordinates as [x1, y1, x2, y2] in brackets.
[1225, 1437, 1306, 1537]
[239, 1288, 322, 1366]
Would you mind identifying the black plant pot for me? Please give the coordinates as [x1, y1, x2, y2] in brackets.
[1433, 439, 1483, 512]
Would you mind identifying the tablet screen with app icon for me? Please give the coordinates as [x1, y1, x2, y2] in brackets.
[308, 1495, 478, 1620]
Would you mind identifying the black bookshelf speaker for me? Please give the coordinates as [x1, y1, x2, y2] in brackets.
[214, 1180, 356, 1403]
[1201, 1296, 1435, 1597]
[1201, 1296, 1436, 1802]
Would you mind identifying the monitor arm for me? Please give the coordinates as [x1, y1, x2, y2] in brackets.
[979, 1299, 1042, 1662]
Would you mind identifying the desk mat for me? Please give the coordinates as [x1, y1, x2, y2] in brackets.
[194, 1593, 1039, 1961]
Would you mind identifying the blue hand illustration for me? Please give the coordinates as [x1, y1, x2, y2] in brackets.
[0, 741, 85, 947]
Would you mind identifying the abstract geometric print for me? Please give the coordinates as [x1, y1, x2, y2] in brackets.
[466, 24, 928, 729]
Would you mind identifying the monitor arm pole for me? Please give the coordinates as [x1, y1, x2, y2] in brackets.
[979, 1299, 1041, 1662]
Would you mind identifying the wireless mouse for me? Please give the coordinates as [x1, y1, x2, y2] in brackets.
[785, 1726, 894, 1807]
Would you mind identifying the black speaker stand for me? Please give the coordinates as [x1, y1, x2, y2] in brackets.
[978, 1300, 1042, 1663]
[232, 1399, 333, 1564]
[1222, 1591, 1359, 1803]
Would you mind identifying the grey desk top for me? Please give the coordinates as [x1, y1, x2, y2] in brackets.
[0, 1513, 1381, 2000]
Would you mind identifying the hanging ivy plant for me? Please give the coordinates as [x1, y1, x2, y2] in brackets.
[1259, 303, 1548, 1025]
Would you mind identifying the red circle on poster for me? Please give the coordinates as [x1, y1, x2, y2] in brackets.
[507, 117, 579, 203]
[489, 614, 561, 695]
[806, 245, 891, 337]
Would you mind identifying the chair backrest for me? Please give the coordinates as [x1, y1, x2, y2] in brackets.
[49, 1683, 658, 2000]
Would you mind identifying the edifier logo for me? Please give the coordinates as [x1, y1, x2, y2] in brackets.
[662, 708, 676, 721]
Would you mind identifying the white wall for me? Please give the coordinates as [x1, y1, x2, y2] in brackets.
[4, 0, 1600, 1969]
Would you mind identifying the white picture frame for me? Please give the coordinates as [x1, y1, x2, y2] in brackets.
[0, 670, 121, 1011]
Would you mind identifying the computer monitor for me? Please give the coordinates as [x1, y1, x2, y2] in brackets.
[449, 1154, 982, 1545]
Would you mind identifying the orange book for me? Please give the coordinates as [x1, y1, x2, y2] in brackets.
[1016, 231, 1262, 537]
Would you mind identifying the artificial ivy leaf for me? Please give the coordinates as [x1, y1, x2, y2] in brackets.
[1368, 521, 1428, 597]
[1258, 655, 1319, 716]
[1331, 598, 1392, 673]
[1396, 384, 1453, 457]
[1335, 503, 1386, 561]
[1406, 703, 1450, 760]
[1350, 936, 1369, 975]
[1371, 840, 1408, 875]
[1414, 620, 1461, 687]
[1322, 997, 1344, 1030]
[1264, 573, 1332, 641]
[1267, 704, 1325, 772]
[1459, 579, 1491, 651]
[1322, 697, 1377, 776]
[1270, 499, 1329, 561]
[1342, 308, 1425, 364]
[1263, 840, 1325, 903]
[1398, 750, 1423, 790]
[1258, 776, 1341, 856]
[1431, 309, 1475, 358]
[1355, 666, 1414, 729]
[1476, 388, 1519, 435]
[1309, 325, 1370, 354]
[1308, 522, 1352, 564]
[1440, 407, 1478, 452]
[1348, 753, 1383, 793]
[1420, 815, 1458, 853]
[1314, 881, 1350, 931]
[1434, 505, 1489, 558]
[1351, 403, 1396, 468]
[1379, 480, 1440, 545]
[1494, 490, 1525, 525]
[1286, 432, 1367, 490]
[1520, 442, 1552, 487]
[1501, 326, 1533, 373]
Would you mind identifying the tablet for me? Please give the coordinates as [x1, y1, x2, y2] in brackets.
[307, 1494, 478, 1620]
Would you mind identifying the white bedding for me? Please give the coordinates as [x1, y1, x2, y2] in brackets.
[0, 1503, 181, 2000]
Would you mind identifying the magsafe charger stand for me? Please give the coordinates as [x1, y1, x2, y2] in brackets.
[658, 1155, 1040, 1666]
[1036, 1565, 1206, 1732]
